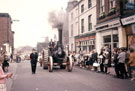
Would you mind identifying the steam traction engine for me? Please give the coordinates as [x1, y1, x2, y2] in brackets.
[42, 25, 73, 72]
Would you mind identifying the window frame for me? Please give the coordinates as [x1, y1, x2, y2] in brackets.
[109, 0, 115, 9]
[128, 0, 135, 4]
[100, 0, 105, 14]
[71, 24, 73, 36]
[88, 15, 92, 31]
[88, 0, 92, 8]
[81, 19, 84, 33]
[81, 4, 84, 13]
[71, 12, 73, 20]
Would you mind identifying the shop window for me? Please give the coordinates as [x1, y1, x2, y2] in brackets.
[113, 35, 119, 42]
[103, 35, 118, 43]
[113, 43, 118, 48]
[103, 34, 119, 49]
[104, 35, 111, 43]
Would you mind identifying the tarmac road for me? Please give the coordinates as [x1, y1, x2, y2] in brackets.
[9, 60, 135, 91]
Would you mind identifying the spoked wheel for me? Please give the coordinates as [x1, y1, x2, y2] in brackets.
[66, 56, 73, 72]
[48, 56, 53, 72]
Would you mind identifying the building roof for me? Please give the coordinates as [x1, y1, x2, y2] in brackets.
[0, 13, 10, 17]
[67, 0, 83, 12]
[0, 13, 12, 23]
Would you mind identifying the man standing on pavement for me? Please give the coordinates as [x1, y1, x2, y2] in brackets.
[30, 49, 38, 74]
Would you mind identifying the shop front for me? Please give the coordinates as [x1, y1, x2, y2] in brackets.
[75, 33, 96, 53]
[121, 15, 135, 53]
[96, 28, 119, 54]
[124, 24, 135, 51]
[95, 18, 122, 54]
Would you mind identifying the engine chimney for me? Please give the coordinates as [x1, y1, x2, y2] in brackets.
[58, 24, 63, 46]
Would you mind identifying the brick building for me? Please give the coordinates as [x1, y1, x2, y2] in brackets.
[0, 13, 14, 56]
[95, 0, 135, 53]
[95, 0, 124, 53]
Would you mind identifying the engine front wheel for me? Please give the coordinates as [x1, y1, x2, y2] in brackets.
[48, 56, 53, 72]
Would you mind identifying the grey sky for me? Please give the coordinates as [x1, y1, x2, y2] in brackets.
[0, 0, 68, 48]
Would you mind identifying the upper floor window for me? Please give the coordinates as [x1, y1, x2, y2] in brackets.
[109, 0, 115, 9]
[76, 8, 78, 17]
[71, 24, 73, 36]
[88, 0, 92, 8]
[100, 0, 105, 14]
[88, 15, 92, 31]
[125, 0, 135, 10]
[128, 0, 135, 4]
[81, 4, 84, 13]
[71, 12, 73, 20]
[81, 19, 84, 33]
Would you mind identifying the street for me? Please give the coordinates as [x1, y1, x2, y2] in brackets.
[6, 61, 135, 91]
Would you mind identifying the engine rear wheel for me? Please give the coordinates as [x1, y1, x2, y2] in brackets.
[66, 56, 73, 72]
[48, 56, 53, 72]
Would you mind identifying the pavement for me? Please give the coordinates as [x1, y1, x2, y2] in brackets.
[6, 62, 18, 91]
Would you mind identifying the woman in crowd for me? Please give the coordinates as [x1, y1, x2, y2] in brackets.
[88, 51, 94, 70]
[128, 48, 135, 81]
[80, 54, 84, 68]
[99, 48, 105, 73]
[91, 50, 98, 71]
[104, 46, 111, 74]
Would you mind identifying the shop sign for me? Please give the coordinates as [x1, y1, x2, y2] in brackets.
[126, 3, 135, 10]
[132, 24, 135, 34]
[121, 15, 135, 25]
[75, 36, 95, 42]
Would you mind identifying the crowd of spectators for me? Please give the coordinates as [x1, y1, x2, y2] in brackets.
[71, 46, 135, 81]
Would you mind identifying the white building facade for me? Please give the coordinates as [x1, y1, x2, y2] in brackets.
[68, 0, 97, 53]
[68, 3, 79, 52]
